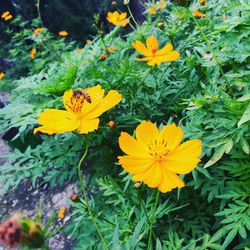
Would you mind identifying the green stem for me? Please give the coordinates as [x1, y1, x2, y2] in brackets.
[137, 190, 157, 241]
[189, 11, 233, 95]
[127, 5, 139, 27]
[77, 139, 108, 250]
[147, 190, 160, 250]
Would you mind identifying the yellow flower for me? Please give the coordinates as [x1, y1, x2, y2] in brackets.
[4, 14, 12, 21]
[1, 11, 10, 19]
[0, 72, 5, 80]
[59, 31, 68, 37]
[193, 10, 206, 17]
[58, 207, 66, 220]
[148, 4, 157, 15]
[107, 47, 117, 53]
[86, 39, 92, 44]
[99, 53, 108, 60]
[77, 48, 82, 54]
[106, 11, 129, 27]
[118, 121, 202, 193]
[33, 28, 43, 36]
[34, 85, 122, 135]
[30, 48, 37, 59]
[132, 36, 180, 66]
[148, 0, 166, 15]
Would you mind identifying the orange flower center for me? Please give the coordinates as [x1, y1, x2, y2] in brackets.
[65, 92, 86, 113]
[148, 139, 170, 162]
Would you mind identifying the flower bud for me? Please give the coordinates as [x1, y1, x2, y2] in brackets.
[99, 53, 108, 61]
[124, 0, 130, 5]
[108, 121, 116, 128]
[111, 1, 117, 7]
[157, 22, 165, 29]
[71, 194, 79, 202]
[134, 182, 142, 188]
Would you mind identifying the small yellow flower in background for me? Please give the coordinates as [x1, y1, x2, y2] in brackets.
[58, 207, 66, 220]
[106, 11, 129, 27]
[33, 27, 43, 36]
[148, 4, 157, 15]
[77, 48, 82, 54]
[200, 0, 206, 5]
[86, 39, 92, 44]
[34, 85, 122, 135]
[0, 72, 5, 80]
[107, 47, 117, 53]
[132, 36, 180, 66]
[193, 10, 206, 17]
[148, 0, 166, 15]
[118, 121, 202, 193]
[30, 48, 37, 59]
[58, 31, 68, 37]
[1, 11, 12, 21]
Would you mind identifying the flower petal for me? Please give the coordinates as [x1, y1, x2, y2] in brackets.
[143, 162, 162, 187]
[136, 121, 159, 147]
[164, 139, 202, 174]
[119, 132, 150, 157]
[155, 43, 173, 56]
[159, 123, 183, 152]
[33, 126, 57, 135]
[158, 168, 184, 193]
[83, 90, 122, 119]
[35, 109, 80, 134]
[146, 36, 158, 52]
[154, 51, 180, 63]
[132, 41, 151, 57]
[118, 156, 153, 174]
[78, 118, 100, 134]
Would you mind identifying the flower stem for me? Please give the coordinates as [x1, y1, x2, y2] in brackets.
[147, 190, 160, 250]
[77, 139, 108, 250]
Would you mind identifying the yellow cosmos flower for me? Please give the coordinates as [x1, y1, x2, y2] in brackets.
[118, 121, 202, 193]
[30, 48, 37, 59]
[148, 0, 166, 15]
[106, 11, 129, 27]
[59, 31, 68, 37]
[34, 85, 122, 135]
[0, 72, 5, 80]
[193, 10, 206, 17]
[33, 27, 43, 36]
[58, 207, 66, 220]
[132, 36, 180, 66]
[1, 11, 10, 18]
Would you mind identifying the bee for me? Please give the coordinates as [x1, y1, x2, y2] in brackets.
[73, 88, 92, 103]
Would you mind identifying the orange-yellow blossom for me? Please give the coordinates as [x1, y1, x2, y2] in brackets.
[58, 207, 66, 220]
[193, 10, 206, 17]
[34, 85, 122, 135]
[30, 48, 37, 59]
[58, 31, 68, 36]
[118, 121, 202, 193]
[148, 0, 166, 15]
[1, 11, 12, 21]
[132, 36, 180, 66]
[33, 28, 43, 36]
[0, 72, 4, 80]
[106, 11, 129, 27]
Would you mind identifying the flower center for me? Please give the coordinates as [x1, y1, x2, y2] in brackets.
[65, 89, 91, 114]
[148, 139, 170, 162]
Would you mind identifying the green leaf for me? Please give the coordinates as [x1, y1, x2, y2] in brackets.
[238, 103, 250, 127]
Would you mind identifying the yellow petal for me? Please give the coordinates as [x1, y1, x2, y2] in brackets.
[119, 12, 127, 20]
[78, 118, 100, 134]
[36, 109, 80, 134]
[34, 126, 57, 135]
[132, 41, 151, 57]
[146, 36, 158, 52]
[155, 43, 173, 56]
[159, 123, 183, 152]
[135, 121, 159, 147]
[121, 19, 129, 27]
[83, 90, 122, 119]
[118, 156, 153, 174]
[164, 139, 202, 174]
[143, 162, 162, 188]
[158, 168, 184, 193]
[119, 132, 150, 157]
[149, 51, 180, 65]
